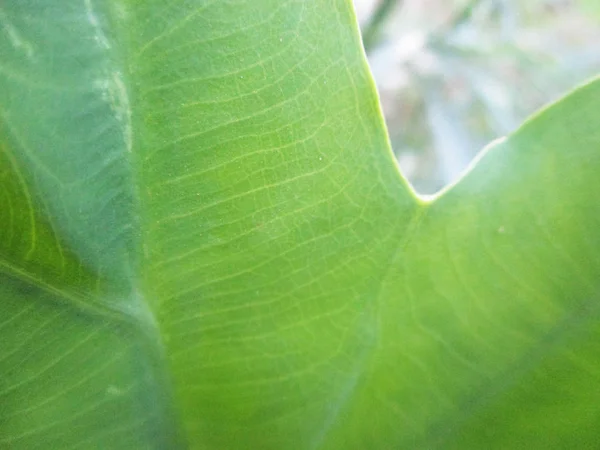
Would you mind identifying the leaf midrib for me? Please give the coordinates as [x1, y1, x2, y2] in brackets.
[0, 257, 142, 327]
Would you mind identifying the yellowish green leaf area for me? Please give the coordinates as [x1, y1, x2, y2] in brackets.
[1, 1, 600, 449]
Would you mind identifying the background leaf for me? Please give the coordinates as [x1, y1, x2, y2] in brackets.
[1, 1, 600, 449]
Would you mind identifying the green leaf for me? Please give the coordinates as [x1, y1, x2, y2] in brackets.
[1, 1, 599, 449]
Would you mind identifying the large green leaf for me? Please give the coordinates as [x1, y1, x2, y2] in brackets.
[1, 1, 599, 448]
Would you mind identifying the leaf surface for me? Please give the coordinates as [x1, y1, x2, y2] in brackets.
[1, 1, 600, 449]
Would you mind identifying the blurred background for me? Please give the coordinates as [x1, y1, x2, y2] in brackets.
[353, 0, 600, 194]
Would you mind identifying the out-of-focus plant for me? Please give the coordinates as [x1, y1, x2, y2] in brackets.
[355, 0, 600, 193]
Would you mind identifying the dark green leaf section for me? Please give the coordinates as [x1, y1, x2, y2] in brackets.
[0, 1, 177, 448]
[0, 275, 179, 449]
[0, 1, 135, 289]
[1, 1, 600, 449]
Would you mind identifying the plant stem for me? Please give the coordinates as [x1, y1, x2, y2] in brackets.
[361, 0, 403, 52]
[436, 0, 485, 36]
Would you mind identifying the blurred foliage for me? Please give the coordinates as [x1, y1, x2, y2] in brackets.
[354, 0, 600, 194]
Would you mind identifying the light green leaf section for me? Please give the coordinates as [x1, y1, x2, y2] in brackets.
[1, 1, 599, 449]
